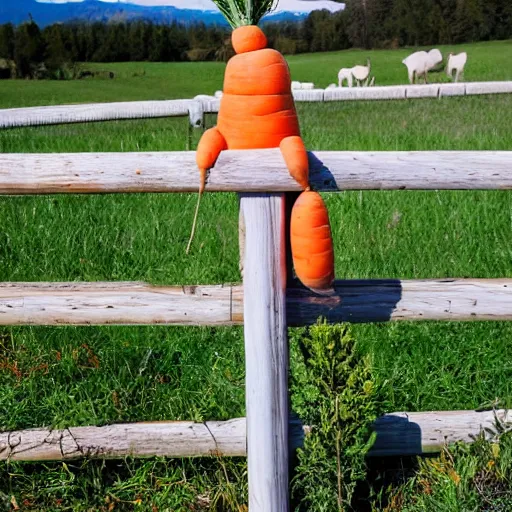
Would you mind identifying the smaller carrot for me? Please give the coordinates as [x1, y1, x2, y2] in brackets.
[290, 190, 335, 295]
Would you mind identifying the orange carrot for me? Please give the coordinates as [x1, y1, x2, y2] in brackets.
[191, 20, 335, 294]
[290, 191, 335, 294]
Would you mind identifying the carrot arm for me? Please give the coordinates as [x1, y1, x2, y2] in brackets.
[187, 128, 227, 254]
[196, 127, 228, 193]
[280, 136, 310, 191]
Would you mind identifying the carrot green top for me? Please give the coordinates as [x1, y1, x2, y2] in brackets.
[211, 0, 278, 28]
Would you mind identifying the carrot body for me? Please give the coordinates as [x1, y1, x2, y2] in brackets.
[195, 25, 335, 293]
[290, 191, 335, 293]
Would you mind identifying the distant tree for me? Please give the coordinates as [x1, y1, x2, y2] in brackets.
[128, 21, 149, 62]
[493, 0, 512, 39]
[345, 0, 370, 48]
[43, 23, 73, 77]
[0, 23, 15, 60]
[454, 0, 485, 42]
[14, 19, 45, 78]
[1, 2, 509, 75]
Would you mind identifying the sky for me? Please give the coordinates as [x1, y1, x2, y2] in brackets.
[35, 0, 346, 14]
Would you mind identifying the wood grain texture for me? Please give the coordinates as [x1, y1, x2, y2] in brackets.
[0, 100, 198, 129]
[0, 419, 247, 461]
[0, 282, 243, 326]
[287, 278, 512, 324]
[240, 194, 289, 512]
[371, 409, 512, 457]
[0, 410, 508, 461]
[1, 150, 512, 194]
[1, 279, 512, 326]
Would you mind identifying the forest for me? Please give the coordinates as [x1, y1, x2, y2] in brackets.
[0, 0, 511, 79]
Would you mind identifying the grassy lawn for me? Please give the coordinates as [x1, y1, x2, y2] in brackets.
[0, 40, 512, 510]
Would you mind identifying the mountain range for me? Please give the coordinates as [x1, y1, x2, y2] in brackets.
[0, 0, 345, 27]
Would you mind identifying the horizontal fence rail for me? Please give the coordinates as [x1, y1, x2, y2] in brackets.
[0, 410, 508, 461]
[0, 100, 208, 130]
[1, 82, 511, 129]
[1, 279, 511, 326]
[1, 150, 512, 194]
[319, 81, 512, 102]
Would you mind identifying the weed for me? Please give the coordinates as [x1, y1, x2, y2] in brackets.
[291, 322, 379, 511]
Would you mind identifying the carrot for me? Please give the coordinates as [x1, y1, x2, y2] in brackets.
[290, 191, 335, 294]
[189, 0, 335, 294]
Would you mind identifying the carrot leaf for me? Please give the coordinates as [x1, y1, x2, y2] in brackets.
[211, 0, 278, 28]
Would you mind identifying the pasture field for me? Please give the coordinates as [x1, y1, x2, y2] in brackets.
[0, 40, 512, 510]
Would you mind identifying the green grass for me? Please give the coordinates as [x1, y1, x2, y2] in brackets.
[383, 425, 512, 511]
[0, 40, 512, 510]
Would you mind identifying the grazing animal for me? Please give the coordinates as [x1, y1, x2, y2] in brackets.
[351, 58, 371, 86]
[191, 20, 335, 294]
[402, 49, 443, 84]
[446, 52, 467, 82]
[338, 59, 371, 87]
[338, 67, 354, 88]
[427, 49, 443, 71]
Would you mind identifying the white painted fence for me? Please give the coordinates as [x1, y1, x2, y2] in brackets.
[1, 81, 511, 132]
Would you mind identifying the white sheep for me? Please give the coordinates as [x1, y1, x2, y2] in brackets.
[402, 49, 443, 84]
[427, 49, 443, 70]
[446, 52, 467, 83]
[326, 83, 338, 89]
[338, 68, 354, 88]
[291, 81, 302, 90]
[351, 58, 371, 87]
[338, 59, 373, 87]
[214, 90, 223, 98]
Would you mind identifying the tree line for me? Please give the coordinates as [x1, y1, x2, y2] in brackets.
[342, 0, 512, 49]
[0, 0, 511, 79]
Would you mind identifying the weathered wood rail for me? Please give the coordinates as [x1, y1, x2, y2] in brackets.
[0, 99, 206, 130]
[0, 150, 512, 193]
[1, 279, 511, 326]
[1, 410, 509, 462]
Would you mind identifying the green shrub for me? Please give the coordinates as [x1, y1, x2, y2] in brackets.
[291, 321, 379, 511]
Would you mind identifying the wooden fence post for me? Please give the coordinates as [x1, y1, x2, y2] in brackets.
[240, 193, 289, 512]
[186, 102, 204, 150]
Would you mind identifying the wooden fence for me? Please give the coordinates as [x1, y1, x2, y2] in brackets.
[2, 80, 512, 131]
[1, 99, 512, 510]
